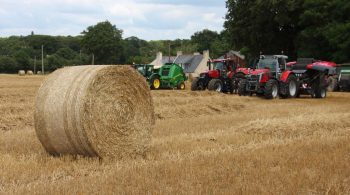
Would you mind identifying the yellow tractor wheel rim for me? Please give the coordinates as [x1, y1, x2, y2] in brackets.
[181, 83, 185, 90]
[153, 79, 160, 89]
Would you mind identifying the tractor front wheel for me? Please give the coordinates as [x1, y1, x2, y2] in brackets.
[151, 77, 161, 90]
[208, 79, 223, 92]
[264, 79, 279, 99]
[191, 78, 205, 91]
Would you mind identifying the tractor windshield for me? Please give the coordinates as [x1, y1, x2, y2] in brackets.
[213, 62, 226, 71]
[257, 58, 277, 72]
[136, 66, 146, 75]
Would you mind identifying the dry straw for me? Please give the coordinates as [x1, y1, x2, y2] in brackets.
[27, 70, 34, 75]
[18, 70, 25, 76]
[34, 65, 155, 159]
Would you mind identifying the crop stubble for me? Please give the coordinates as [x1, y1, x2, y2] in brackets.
[0, 74, 349, 194]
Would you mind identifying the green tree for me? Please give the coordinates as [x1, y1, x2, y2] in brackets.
[0, 56, 18, 73]
[191, 29, 219, 55]
[14, 49, 31, 70]
[25, 35, 61, 55]
[225, 0, 303, 59]
[81, 21, 124, 64]
[298, 0, 350, 62]
[47, 54, 64, 71]
[55, 47, 77, 60]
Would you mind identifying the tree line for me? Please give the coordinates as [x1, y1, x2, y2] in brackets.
[0, 21, 228, 73]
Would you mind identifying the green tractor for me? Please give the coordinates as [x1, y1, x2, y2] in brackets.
[132, 63, 187, 90]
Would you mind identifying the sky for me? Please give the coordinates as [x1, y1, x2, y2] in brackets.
[0, 0, 226, 40]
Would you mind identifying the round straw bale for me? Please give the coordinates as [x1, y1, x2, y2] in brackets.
[27, 70, 34, 75]
[18, 70, 25, 76]
[34, 65, 155, 159]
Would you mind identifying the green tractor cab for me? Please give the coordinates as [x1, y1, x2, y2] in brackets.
[133, 64, 155, 78]
[132, 63, 187, 90]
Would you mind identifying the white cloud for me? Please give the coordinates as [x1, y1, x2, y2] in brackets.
[0, 0, 226, 40]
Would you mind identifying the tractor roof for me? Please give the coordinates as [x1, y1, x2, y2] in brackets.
[133, 64, 154, 67]
[209, 58, 233, 62]
[260, 55, 288, 59]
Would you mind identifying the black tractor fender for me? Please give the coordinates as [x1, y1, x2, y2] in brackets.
[149, 73, 160, 81]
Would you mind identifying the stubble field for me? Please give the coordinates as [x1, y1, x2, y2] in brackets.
[0, 74, 349, 194]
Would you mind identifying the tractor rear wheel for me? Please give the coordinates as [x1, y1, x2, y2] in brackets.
[229, 79, 236, 94]
[177, 81, 185, 90]
[191, 78, 205, 91]
[208, 79, 223, 92]
[280, 74, 298, 98]
[150, 77, 161, 90]
[238, 79, 248, 96]
[264, 79, 279, 99]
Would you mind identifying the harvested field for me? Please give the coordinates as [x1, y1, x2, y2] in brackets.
[0, 74, 350, 194]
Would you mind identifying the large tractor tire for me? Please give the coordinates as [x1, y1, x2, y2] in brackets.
[150, 77, 161, 90]
[208, 79, 223, 92]
[264, 79, 279, 99]
[229, 79, 236, 94]
[280, 74, 298, 98]
[314, 87, 327, 98]
[177, 81, 186, 90]
[238, 79, 248, 96]
[313, 73, 327, 98]
[191, 78, 205, 91]
[327, 76, 338, 92]
[233, 72, 245, 93]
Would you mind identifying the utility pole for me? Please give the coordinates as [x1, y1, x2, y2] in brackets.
[41, 45, 44, 74]
[34, 56, 36, 74]
[92, 54, 95, 65]
[168, 42, 171, 63]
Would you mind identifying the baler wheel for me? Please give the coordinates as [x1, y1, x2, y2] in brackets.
[177, 82, 185, 90]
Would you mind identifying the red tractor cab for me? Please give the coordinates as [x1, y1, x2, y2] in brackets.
[238, 55, 336, 99]
[191, 58, 244, 93]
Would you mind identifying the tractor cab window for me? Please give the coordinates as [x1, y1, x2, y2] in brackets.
[137, 66, 146, 75]
[147, 66, 153, 74]
[278, 58, 286, 71]
[257, 58, 277, 72]
[213, 62, 226, 71]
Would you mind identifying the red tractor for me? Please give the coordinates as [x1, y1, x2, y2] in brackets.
[238, 55, 336, 99]
[191, 58, 244, 93]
